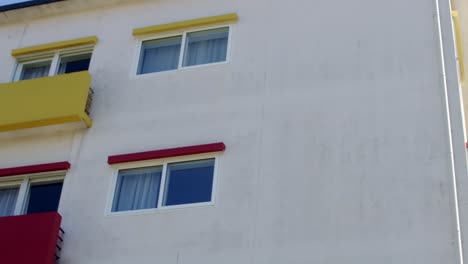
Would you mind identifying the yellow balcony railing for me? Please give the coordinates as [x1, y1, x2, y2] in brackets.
[0, 71, 93, 132]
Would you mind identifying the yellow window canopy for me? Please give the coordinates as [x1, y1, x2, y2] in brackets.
[132, 13, 238, 36]
[11, 36, 98, 57]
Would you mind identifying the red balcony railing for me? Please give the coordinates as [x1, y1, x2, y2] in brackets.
[0, 212, 63, 264]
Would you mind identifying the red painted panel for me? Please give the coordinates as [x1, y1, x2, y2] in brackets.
[0, 162, 70, 178]
[0, 212, 62, 264]
[108, 142, 226, 164]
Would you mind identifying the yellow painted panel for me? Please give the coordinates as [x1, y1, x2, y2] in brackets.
[12, 36, 98, 57]
[0, 116, 82, 132]
[453, 10, 465, 85]
[0, 71, 92, 132]
[80, 113, 93, 128]
[133, 13, 238, 36]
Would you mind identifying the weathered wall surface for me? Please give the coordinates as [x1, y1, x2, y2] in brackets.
[452, 0, 468, 137]
[0, 0, 464, 263]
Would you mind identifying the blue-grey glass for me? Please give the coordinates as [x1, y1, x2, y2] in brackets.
[27, 182, 63, 214]
[183, 27, 229, 67]
[163, 159, 215, 206]
[112, 166, 162, 212]
[0, 188, 19, 217]
[20, 61, 51, 80]
[138, 36, 182, 74]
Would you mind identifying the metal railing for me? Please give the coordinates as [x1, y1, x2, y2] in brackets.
[85, 87, 94, 116]
[55, 227, 65, 262]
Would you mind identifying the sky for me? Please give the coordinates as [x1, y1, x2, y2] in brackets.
[0, 0, 32, 5]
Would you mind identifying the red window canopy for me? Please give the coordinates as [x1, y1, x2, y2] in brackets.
[0, 161, 70, 178]
[108, 142, 226, 164]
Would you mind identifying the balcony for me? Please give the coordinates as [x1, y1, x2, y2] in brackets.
[0, 71, 93, 133]
[0, 212, 64, 264]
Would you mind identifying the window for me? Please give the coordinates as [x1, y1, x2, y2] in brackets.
[14, 49, 93, 81]
[0, 187, 19, 217]
[112, 166, 162, 212]
[138, 36, 182, 74]
[136, 27, 230, 75]
[182, 27, 229, 67]
[57, 53, 92, 75]
[111, 158, 216, 213]
[20, 60, 51, 80]
[0, 175, 64, 217]
[163, 159, 215, 206]
[26, 182, 63, 214]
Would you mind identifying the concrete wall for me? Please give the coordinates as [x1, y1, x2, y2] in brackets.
[452, 0, 468, 138]
[0, 0, 464, 263]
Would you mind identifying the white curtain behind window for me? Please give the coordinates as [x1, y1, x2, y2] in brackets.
[138, 36, 182, 74]
[112, 167, 162, 212]
[21, 64, 50, 80]
[183, 27, 229, 67]
[0, 188, 19, 217]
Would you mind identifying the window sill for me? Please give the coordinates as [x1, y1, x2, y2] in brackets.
[105, 201, 215, 217]
[131, 60, 229, 80]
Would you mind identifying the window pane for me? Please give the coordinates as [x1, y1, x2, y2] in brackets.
[0, 187, 19, 217]
[26, 182, 63, 214]
[20, 61, 51, 80]
[138, 36, 182, 74]
[163, 159, 215, 206]
[182, 27, 229, 67]
[112, 166, 162, 212]
[57, 53, 91, 75]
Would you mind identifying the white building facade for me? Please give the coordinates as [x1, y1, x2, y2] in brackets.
[0, 0, 467, 263]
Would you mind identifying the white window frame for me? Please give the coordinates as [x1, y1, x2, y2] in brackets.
[0, 171, 66, 216]
[12, 45, 94, 82]
[132, 24, 234, 78]
[106, 153, 220, 216]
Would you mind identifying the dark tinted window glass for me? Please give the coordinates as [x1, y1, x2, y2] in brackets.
[58, 53, 91, 74]
[163, 159, 214, 206]
[27, 182, 63, 214]
[63, 59, 90, 73]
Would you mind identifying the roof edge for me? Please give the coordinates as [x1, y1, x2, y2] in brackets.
[0, 0, 65, 12]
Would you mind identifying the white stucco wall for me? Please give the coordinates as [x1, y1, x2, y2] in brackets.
[451, 0, 468, 139]
[0, 0, 466, 263]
